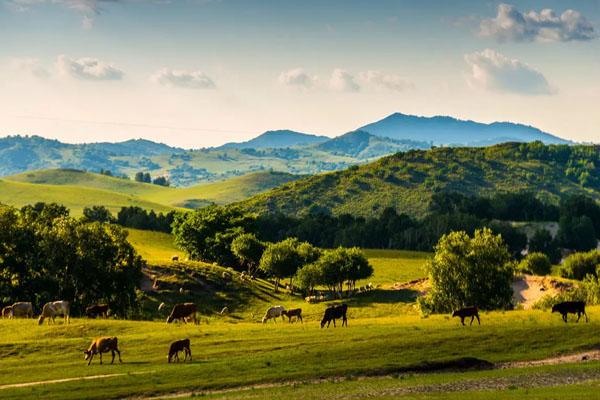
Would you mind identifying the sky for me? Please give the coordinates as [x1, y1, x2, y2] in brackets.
[1, 0, 599, 148]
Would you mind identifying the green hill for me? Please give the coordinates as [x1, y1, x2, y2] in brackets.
[3, 169, 302, 214]
[237, 142, 600, 218]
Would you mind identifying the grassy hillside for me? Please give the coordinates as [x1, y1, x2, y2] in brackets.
[238, 142, 600, 218]
[0, 178, 173, 216]
[4, 169, 302, 213]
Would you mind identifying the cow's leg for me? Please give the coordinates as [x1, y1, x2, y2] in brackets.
[333, 319, 336, 328]
[115, 348, 122, 363]
[476, 314, 480, 325]
[299, 315, 303, 323]
[99, 352, 103, 365]
[87, 353, 94, 366]
[562, 313, 568, 323]
[343, 316, 347, 327]
[460, 317, 465, 326]
[470, 316, 475, 326]
[111, 350, 115, 364]
[188, 347, 192, 361]
[577, 312, 581, 323]
[585, 311, 589, 323]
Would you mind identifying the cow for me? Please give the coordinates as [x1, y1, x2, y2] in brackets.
[172, 255, 179, 262]
[86, 304, 109, 319]
[8, 302, 34, 319]
[2, 306, 12, 318]
[38, 301, 70, 325]
[321, 304, 348, 328]
[168, 338, 192, 363]
[283, 308, 303, 323]
[84, 337, 122, 366]
[452, 307, 480, 326]
[552, 301, 588, 323]
[167, 303, 197, 324]
[262, 306, 286, 323]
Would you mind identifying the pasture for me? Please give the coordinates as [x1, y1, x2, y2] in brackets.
[2, 309, 600, 399]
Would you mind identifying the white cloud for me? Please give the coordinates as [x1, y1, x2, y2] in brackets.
[360, 70, 414, 92]
[151, 68, 216, 89]
[9, 57, 50, 78]
[277, 68, 315, 89]
[480, 3, 596, 42]
[465, 49, 553, 95]
[7, 0, 118, 27]
[56, 55, 124, 81]
[329, 68, 359, 92]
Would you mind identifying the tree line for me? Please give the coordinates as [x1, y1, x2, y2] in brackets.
[0, 203, 143, 316]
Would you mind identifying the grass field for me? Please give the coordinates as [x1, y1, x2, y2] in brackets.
[4, 169, 301, 214]
[2, 309, 600, 399]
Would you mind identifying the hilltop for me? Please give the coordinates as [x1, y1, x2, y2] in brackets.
[218, 130, 328, 149]
[2, 169, 301, 214]
[238, 142, 600, 218]
[360, 113, 569, 146]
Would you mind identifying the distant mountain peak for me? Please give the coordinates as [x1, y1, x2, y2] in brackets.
[217, 129, 329, 150]
[359, 113, 569, 146]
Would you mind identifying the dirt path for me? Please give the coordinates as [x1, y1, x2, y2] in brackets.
[136, 349, 600, 399]
[0, 371, 155, 390]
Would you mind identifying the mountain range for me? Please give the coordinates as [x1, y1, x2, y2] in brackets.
[0, 113, 571, 185]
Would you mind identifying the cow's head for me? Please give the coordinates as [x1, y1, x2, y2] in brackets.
[551, 304, 558, 313]
[37, 315, 45, 325]
[451, 310, 458, 317]
[84, 350, 92, 360]
[166, 315, 174, 324]
[320, 318, 327, 328]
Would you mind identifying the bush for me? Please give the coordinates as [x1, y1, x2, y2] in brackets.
[559, 250, 600, 280]
[518, 252, 552, 275]
[420, 228, 514, 313]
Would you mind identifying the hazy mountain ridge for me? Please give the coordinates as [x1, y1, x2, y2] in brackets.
[360, 113, 569, 146]
[218, 130, 328, 149]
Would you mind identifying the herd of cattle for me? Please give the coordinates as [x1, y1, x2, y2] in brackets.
[0, 297, 591, 366]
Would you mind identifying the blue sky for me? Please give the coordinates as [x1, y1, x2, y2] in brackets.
[1, 0, 599, 147]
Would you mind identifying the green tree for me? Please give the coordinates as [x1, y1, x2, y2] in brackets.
[557, 215, 597, 252]
[528, 229, 561, 264]
[559, 250, 600, 280]
[152, 176, 170, 187]
[258, 238, 304, 291]
[231, 233, 265, 275]
[82, 205, 114, 223]
[518, 252, 552, 275]
[295, 262, 323, 294]
[173, 206, 255, 267]
[310, 247, 373, 294]
[421, 228, 514, 313]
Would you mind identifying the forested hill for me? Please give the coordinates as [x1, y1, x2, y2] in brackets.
[237, 142, 600, 218]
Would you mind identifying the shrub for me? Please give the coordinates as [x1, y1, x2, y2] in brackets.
[559, 250, 600, 280]
[420, 228, 514, 313]
[518, 252, 552, 275]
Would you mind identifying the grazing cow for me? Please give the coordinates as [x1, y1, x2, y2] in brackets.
[262, 306, 286, 323]
[84, 337, 122, 366]
[321, 304, 348, 328]
[552, 301, 588, 323]
[2, 306, 12, 318]
[9, 302, 34, 319]
[452, 307, 480, 326]
[168, 338, 192, 363]
[172, 255, 179, 262]
[167, 303, 197, 324]
[38, 301, 70, 325]
[283, 308, 303, 323]
[86, 304, 109, 319]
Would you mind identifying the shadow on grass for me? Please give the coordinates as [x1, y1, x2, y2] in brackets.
[348, 289, 419, 307]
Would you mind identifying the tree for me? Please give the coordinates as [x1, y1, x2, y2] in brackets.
[152, 176, 170, 187]
[134, 172, 151, 183]
[528, 229, 561, 264]
[295, 262, 322, 294]
[559, 250, 600, 280]
[231, 233, 265, 275]
[83, 205, 114, 223]
[310, 247, 373, 294]
[258, 238, 304, 291]
[420, 228, 514, 313]
[518, 252, 552, 276]
[172, 206, 255, 267]
[557, 215, 597, 252]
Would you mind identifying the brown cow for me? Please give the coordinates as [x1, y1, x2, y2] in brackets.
[452, 307, 480, 326]
[168, 338, 192, 363]
[84, 337, 122, 366]
[167, 303, 197, 324]
[283, 308, 303, 323]
[86, 304, 109, 319]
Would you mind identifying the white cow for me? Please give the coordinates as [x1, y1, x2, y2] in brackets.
[38, 301, 70, 325]
[262, 305, 286, 323]
[6, 302, 34, 318]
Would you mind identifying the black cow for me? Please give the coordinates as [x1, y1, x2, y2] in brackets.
[167, 303, 197, 324]
[168, 338, 192, 363]
[552, 301, 588, 323]
[321, 304, 348, 328]
[452, 306, 480, 326]
[86, 304, 109, 319]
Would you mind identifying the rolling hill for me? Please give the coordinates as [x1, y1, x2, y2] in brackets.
[3, 169, 302, 214]
[237, 142, 600, 218]
[314, 130, 430, 159]
[218, 130, 328, 149]
[360, 113, 570, 146]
